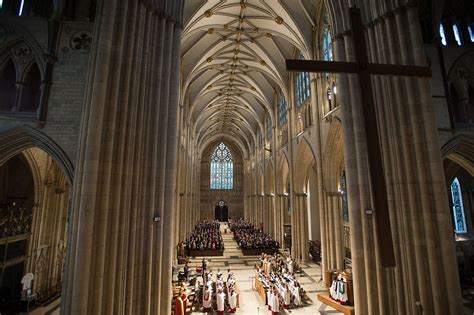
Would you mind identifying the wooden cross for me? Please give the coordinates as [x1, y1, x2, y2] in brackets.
[286, 7, 432, 268]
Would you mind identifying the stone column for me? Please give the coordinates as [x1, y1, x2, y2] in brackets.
[62, 1, 184, 314]
[331, 4, 463, 314]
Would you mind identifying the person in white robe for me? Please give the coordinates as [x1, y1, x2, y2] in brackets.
[202, 285, 212, 312]
[267, 285, 273, 310]
[283, 284, 291, 309]
[216, 289, 226, 315]
[271, 287, 280, 315]
[293, 283, 302, 306]
[228, 288, 237, 312]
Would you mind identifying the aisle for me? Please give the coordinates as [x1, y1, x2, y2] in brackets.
[185, 223, 333, 314]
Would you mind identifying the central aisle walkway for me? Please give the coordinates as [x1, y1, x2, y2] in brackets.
[186, 223, 338, 314]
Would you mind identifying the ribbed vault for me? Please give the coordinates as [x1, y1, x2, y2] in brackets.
[183, 0, 318, 154]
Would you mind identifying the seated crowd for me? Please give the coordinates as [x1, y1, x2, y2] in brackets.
[185, 220, 223, 252]
[257, 253, 303, 313]
[228, 218, 254, 230]
[230, 219, 279, 250]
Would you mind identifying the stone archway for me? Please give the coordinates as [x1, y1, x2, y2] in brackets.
[292, 137, 316, 262]
[0, 147, 70, 313]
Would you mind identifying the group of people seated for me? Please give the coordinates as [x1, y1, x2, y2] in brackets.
[228, 218, 254, 231]
[201, 269, 239, 314]
[230, 219, 279, 250]
[257, 253, 303, 313]
[185, 220, 223, 251]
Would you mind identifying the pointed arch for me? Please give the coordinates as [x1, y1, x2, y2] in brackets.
[293, 137, 316, 193]
[19, 61, 42, 112]
[0, 58, 17, 112]
[0, 126, 74, 183]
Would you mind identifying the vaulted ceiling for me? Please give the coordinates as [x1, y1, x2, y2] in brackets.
[182, 0, 320, 156]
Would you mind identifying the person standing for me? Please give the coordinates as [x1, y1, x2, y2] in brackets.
[202, 285, 212, 312]
[216, 288, 226, 315]
[228, 287, 237, 313]
[271, 287, 280, 315]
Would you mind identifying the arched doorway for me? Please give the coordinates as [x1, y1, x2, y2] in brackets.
[214, 200, 228, 222]
[0, 147, 70, 313]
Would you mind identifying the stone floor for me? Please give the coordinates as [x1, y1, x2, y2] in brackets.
[181, 223, 341, 315]
[28, 223, 343, 315]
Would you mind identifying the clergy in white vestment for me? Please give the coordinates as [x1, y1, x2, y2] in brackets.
[271, 287, 280, 315]
[216, 289, 226, 315]
[283, 284, 291, 309]
[293, 282, 302, 306]
[228, 288, 237, 312]
[267, 285, 273, 310]
[202, 285, 212, 312]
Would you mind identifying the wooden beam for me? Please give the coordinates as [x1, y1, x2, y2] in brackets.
[286, 60, 432, 78]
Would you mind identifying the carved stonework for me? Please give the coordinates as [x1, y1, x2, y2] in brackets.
[13, 44, 32, 65]
[0, 203, 32, 238]
[70, 31, 92, 53]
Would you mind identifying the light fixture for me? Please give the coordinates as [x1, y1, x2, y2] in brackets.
[333, 84, 337, 95]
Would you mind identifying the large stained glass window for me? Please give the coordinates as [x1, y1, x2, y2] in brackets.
[278, 91, 288, 125]
[210, 142, 234, 190]
[450, 177, 467, 233]
[295, 54, 310, 108]
[341, 171, 349, 222]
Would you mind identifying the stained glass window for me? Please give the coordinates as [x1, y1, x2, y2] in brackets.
[210, 142, 233, 190]
[439, 24, 447, 46]
[266, 116, 272, 140]
[295, 54, 310, 108]
[450, 177, 467, 233]
[469, 25, 474, 42]
[322, 15, 333, 61]
[452, 23, 462, 46]
[258, 129, 262, 146]
[341, 171, 349, 222]
[278, 91, 288, 125]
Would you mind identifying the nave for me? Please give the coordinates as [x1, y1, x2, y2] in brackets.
[173, 223, 334, 314]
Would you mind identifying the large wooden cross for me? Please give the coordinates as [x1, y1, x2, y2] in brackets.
[286, 7, 431, 268]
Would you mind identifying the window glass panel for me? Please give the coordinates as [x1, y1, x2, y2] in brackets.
[295, 54, 310, 108]
[468, 25, 474, 42]
[322, 15, 333, 61]
[266, 116, 272, 140]
[341, 171, 349, 222]
[210, 142, 234, 190]
[278, 91, 288, 125]
[440, 24, 447, 46]
[452, 23, 462, 46]
[450, 177, 467, 233]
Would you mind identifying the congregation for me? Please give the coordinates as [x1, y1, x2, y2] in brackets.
[230, 219, 280, 250]
[185, 220, 224, 252]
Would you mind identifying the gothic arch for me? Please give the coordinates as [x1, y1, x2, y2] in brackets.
[0, 126, 74, 183]
[441, 134, 474, 176]
[293, 136, 316, 193]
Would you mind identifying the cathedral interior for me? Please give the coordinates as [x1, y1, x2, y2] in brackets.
[0, 0, 473, 314]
